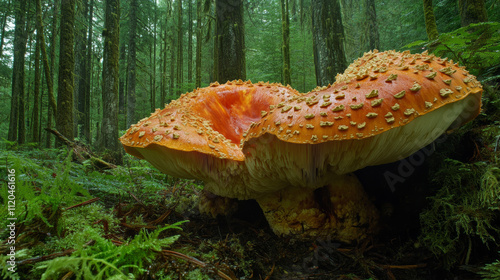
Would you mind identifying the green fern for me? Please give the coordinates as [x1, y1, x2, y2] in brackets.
[419, 160, 500, 268]
[480, 253, 500, 280]
[39, 221, 186, 280]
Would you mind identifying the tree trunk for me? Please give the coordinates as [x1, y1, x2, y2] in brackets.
[85, 0, 94, 144]
[119, 39, 126, 115]
[46, 0, 59, 148]
[101, 0, 122, 164]
[187, 0, 193, 84]
[126, 0, 137, 127]
[33, 37, 41, 143]
[169, 32, 176, 101]
[0, 0, 11, 59]
[161, 22, 167, 106]
[195, 0, 202, 88]
[8, 0, 27, 143]
[458, 0, 488, 27]
[423, 0, 439, 40]
[74, 0, 89, 140]
[36, 0, 57, 120]
[56, 0, 75, 143]
[151, 0, 157, 111]
[364, 0, 380, 50]
[311, 0, 347, 86]
[281, 0, 291, 86]
[176, 0, 183, 95]
[215, 0, 246, 82]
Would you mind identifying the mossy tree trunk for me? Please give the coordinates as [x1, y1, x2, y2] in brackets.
[8, 0, 27, 143]
[364, 0, 380, 50]
[423, 0, 439, 40]
[74, 0, 89, 141]
[311, 0, 347, 87]
[0, 0, 11, 59]
[176, 0, 183, 95]
[195, 0, 202, 88]
[151, 0, 157, 112]
[32, 39, 41, 143]
[101, 0, 121, 164]
[160, 12, 168, 105]
[36, 0, 56, 121]
[119, 39, 126, 115]
[281, 0, 291, 86]
[85, 0, 93, 144]
[169, 28, 176, 101]
[214, 0, 246, 82]
[126, 0, 137, 127]
[45, 0, 59, 148]
[56, 0, 75, 143]
[458, 0, 488, 27]
[187, 0, 193, 84]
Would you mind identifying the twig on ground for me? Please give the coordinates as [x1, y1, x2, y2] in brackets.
[162, 249, 236, 280]
[65, 197, 100, 210]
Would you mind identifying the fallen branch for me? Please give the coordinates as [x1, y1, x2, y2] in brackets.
[45, 128, 116, 170]
[65, 198, 100, 211]
[162, 250, 236, 280]
[380, 263, 427, 269]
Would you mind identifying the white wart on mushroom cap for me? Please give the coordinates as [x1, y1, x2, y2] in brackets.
[120, 80, 299, 199]
[242, 50, 483, 191]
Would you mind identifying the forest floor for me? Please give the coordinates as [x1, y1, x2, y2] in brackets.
[0, 139, 498, 280]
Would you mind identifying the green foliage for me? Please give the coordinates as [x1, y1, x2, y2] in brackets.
[480, 252, 500, 280]
[419, 159, 500, 268]
[402, 22, 500, 77]
[39, 221, 185, 279]
[0, 151, 91, 234]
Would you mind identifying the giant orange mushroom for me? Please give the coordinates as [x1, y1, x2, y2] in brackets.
[120, 50, 483, 243]
[242, 50, 482, 241]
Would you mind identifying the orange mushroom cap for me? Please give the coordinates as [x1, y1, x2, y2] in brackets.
[120, 80, 299, 198]
[242, 50, 482, 188]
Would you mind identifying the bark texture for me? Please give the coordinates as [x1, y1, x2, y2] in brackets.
[33, 40, 41, 143]
[281, 0, 291, 86]
[364, 0, 380, 50]
[74, 0, 89, 140]
[126, 0, 137, 127]
[0, 0, 11, 58]
[46, 0, 59, 148]
[8, 0, 28, 143]
[187, 0, 193, 83]
[311, 0, 347, 86]
[84, 0, 94, 143]
[215, 0, 246, 82]
[56, 0, 76, 142]
[458, 0, 488, 27]
[101, 0, 122, 163]
[195, 0, 202, 88]
[176, 0, 183, 95]
[423, 0, 439, 40]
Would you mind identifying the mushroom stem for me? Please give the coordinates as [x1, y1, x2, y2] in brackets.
[255, 173, 379, 243]
[198, 190, 238, 218]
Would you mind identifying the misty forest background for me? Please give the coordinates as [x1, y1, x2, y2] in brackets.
[1, 0, 499, 160]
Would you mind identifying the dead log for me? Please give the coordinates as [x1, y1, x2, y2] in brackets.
[45, 128, 117, 170]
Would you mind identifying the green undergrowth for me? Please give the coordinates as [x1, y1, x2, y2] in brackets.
[403, 22, 500, 80]
[0, 148, 204, 279]
[418, 84, 500, 271]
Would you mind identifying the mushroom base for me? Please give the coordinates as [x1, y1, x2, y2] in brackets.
[198, 190, 239, 218]
[255, 173, 379, 243]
